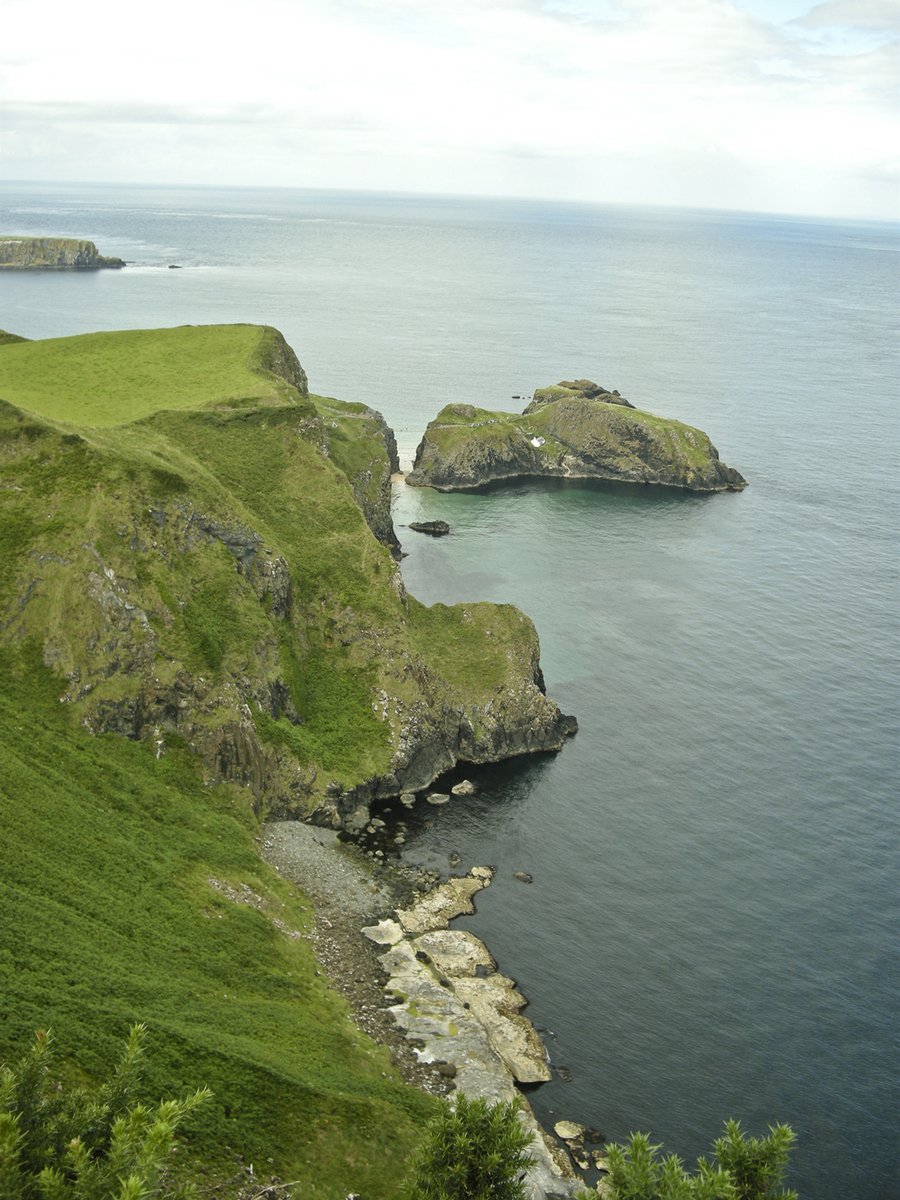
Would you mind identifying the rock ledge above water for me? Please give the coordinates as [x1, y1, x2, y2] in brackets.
[363, 868, 579, 1197]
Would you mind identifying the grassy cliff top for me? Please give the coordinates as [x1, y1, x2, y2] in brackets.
[0, 324, 300, 425]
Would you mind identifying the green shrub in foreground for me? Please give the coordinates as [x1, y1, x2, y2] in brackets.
[599, 1122, 798, 1200]
[0, 1026, 209, 1200]
[403, 1094, 534, 1200]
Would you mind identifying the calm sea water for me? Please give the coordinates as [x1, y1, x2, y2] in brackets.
[2, 182, 898, 1198]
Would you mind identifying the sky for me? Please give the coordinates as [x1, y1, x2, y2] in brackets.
[1, 0, 898, 219]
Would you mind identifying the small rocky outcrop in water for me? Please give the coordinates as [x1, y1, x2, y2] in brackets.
[406, 382, 746, 493]
[408, 520, 450, 537]
[0, 237, 125, 270]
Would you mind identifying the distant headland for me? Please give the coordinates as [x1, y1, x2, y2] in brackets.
[0, 236, 125, 270]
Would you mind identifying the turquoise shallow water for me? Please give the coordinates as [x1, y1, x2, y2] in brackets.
[2, 183, 898, 1197]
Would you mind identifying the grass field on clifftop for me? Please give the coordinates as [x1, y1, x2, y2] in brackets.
[0, 325, 290, 425]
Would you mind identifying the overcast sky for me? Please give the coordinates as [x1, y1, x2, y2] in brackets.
[2, 0, 898, 218]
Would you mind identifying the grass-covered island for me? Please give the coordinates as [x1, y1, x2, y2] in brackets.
[0, 236, 125, 270]
[406, 378, 746, 492]
[0, 322, 579, 1197]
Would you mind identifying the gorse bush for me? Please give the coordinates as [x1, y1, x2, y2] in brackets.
[712, 1121, 797, 1200]
[0, 1026, 209, 1200]
[404, 1094, 535, 1200]
[600, 1122, 798, 1200]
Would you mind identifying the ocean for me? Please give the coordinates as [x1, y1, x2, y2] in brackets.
[2, 181, 897, 1198]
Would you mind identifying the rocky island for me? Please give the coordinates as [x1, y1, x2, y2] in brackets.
[407, 377, 746, 492]
[0, 235, 125, 269]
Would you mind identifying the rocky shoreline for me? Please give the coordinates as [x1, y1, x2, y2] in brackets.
[262, 819, 585, 1199]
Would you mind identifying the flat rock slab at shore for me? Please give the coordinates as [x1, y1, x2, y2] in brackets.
[367, 869, 578, 1198]
[395, 869, 493, 933]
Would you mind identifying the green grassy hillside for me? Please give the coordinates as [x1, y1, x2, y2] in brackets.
[0, 649, 436, 1197]
[0, 325, 568, 825]
[0, 323, 572, 1190]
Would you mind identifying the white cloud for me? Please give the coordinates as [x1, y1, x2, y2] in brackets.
[1, 0, 897, 218]
[797, 0, 899, 30]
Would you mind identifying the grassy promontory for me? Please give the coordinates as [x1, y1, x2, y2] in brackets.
[0, 323, 574, 1193]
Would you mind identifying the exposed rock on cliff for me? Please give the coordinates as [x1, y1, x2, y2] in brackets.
[314, 396, 401, 555]
[526, 379, 634, 411]
[407, 384, 746, 493]
[0, 325, 574, 829]
[0, 237, 125, 270]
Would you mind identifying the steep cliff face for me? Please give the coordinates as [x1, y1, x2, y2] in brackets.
[407, 385, 746, 492]
[0, 237, 125, 269]
[0, 326, 574, 828]
[314, 396, 401, 555]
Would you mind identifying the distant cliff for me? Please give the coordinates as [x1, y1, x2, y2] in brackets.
[407, 380, 747, 493]
[0, 237, 125, 270]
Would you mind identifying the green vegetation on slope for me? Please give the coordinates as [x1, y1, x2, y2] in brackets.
[1, 1026, 211, 1200]
[0, 322, 571, 1187]
[0, 326, 566, 822]
[0, 648, 437, 1198]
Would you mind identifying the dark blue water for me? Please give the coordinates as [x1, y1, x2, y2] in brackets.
[2, 183, 898, 1197]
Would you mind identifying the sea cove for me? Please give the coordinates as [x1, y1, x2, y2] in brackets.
[1, 183, 897, 1199]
